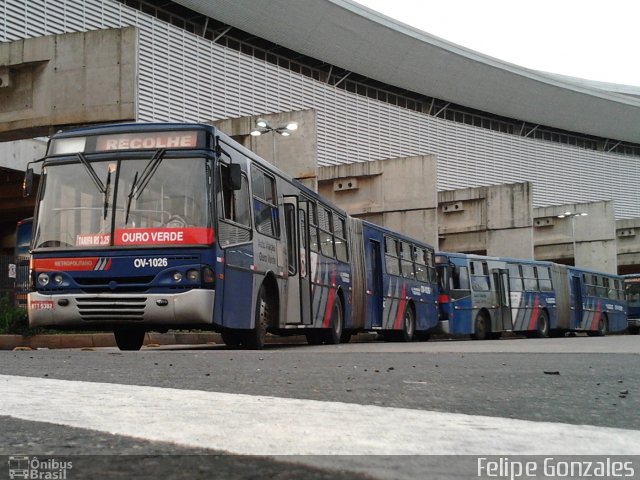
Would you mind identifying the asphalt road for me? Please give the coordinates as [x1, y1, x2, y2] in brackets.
[1, 334, 639, 479]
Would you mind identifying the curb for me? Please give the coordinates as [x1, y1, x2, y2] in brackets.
[0, 331, 380, 350]
[0, 332, 220, 350]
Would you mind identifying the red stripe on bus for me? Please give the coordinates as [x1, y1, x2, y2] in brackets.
[393, 283, 408, 330]
[322, 269, 338, 328]
[590, 303, 601, 331]
[528, 295, 540, 331]
[32, 257, 100, 271]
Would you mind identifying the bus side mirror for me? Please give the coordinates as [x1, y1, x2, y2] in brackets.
[23, 168, 34, 197]
[229, 163, 242, 191]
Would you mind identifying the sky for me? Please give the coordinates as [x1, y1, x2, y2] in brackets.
[354, 0, 640, 87]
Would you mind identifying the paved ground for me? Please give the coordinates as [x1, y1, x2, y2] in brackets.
[1, 335, 638, 479]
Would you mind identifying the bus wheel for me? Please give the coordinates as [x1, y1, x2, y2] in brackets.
[471, 313, 488, 340]
[628, 325, 640, 335]
[587, 316, 607, 337]
[245, 284, 271, 349]
[533, 311, 550, 338]
[397, 305, 415, 342]
[321, 295, 343, 345]
[221, 331, 242, 347]
[114, 327, 145, 351]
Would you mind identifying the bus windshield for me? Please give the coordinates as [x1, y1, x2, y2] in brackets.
[625, 280, 640, 308]
[33, 156, 211, 249]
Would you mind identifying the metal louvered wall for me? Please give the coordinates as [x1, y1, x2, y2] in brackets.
[2, 0, 639, 218]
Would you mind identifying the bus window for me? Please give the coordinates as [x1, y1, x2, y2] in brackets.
[318, 207, 334, 257]
[308, 201, 320, 253]
[384, 237, 400, 276]
[218, 165, 251, 227]
[400, 242, 415, 279]
[470, 261, 489, 291]
[508, 264, 523, 291]
[451, 265, 470, 292]
[415, 246, 428, 282]
[626, 281, 640, 306]
[521, 265, 538, 291]
[251, 166, 280, 237]
[333, 215, 348, 262]
[537, 266, 553, 291]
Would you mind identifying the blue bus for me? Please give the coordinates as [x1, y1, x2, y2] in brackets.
[622, 274, 640, 334]
[435, 253, 558, 339]
[435, 252, 627, 339]
[24, 123, 439, 349]
[348, 220, 439, 342]
[14, 217, 33, 308]
[562, 266, 627, 336]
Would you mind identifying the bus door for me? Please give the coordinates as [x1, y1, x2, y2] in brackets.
[284, 196, 312, 325]
[366, 240, 384, 328]
[571, 274, 584, 329]
[493, 269, 513, 330]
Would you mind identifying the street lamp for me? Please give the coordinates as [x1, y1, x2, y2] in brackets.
[250, 119, 298, 167]
[557, 211, 588, 265]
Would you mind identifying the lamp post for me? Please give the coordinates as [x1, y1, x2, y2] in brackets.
[250, 119, 298, 167]
[557, 211, 588, 265]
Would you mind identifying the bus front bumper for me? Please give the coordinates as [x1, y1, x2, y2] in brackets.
[28, 289, 215, 328]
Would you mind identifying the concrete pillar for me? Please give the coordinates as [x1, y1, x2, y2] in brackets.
[318, 155, 439, 248]
[0, 28, 137, 142]
[616, 218, 640, 274]
[438, 182, 534, 258]
[534, 201, 617, 273]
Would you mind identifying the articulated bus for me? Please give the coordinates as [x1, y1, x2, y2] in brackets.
[24, 123, 439, 350]
[435, 253, 627, 339]
[623, 274, 640, 334]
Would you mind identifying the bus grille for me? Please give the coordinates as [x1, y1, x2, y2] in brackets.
[77, 297, 146, 321]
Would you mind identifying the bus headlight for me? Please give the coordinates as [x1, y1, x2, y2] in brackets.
[37, 273, 50, 286]
[186, 269, 199, 282]
[172, 271, 183, 283]
[53, 274, 63, 285]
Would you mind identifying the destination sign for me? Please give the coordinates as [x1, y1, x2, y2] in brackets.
[95, 131, 199, 151]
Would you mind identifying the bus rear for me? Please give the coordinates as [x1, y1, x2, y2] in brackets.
[27, 124, 217, 349]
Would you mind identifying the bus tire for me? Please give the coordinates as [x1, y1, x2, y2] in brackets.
[471, 313, 489, 341]
[321, 294, 344, 345]
[244, 284, 271, 349]
[533, 310, 550, 338]
[628, 325, 640, 335]
[587, 315, 607, 337]
[397, 304, 416, 342]
[114, 327, 145, 351]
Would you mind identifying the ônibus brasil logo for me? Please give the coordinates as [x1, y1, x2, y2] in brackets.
[8, 456, 73, 479]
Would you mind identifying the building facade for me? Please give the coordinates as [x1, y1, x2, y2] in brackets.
[3, 0, 640, 219]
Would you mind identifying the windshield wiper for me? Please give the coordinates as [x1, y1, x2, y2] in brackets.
[77, 153, 105, 193]
[124, 149, 166, 224]
[103, 168, 112, 220]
